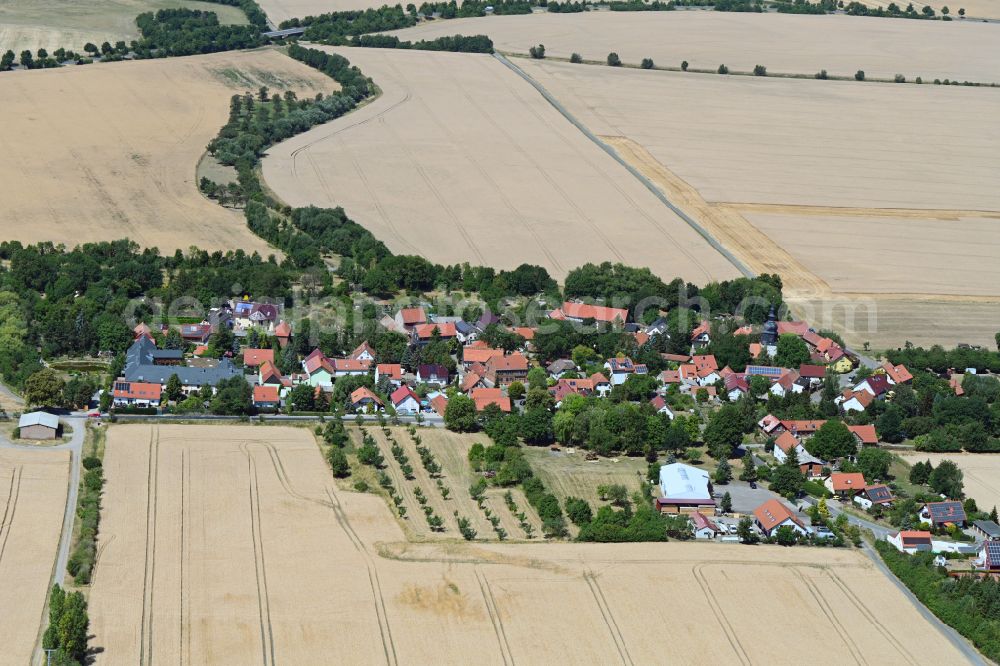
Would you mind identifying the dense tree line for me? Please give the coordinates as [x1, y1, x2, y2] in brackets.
[350, 33, 495, 53]
[608, 0, 675, 10]
[281, 6, 416, 38]
[415, 0, 534, 17]
[201, 0, 270, 28]
[134, 9, 264, 57]
[887, 344, 1000, 374]
[875, 541, 1000, 662]
[67, 457, 104, 584]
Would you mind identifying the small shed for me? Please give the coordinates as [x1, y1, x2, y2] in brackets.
[18, 411, 59, 440]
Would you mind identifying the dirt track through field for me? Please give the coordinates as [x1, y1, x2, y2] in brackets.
[0, 448, 71, 663]
[261, 46, 740, 283]
[88, 425, 977, 664]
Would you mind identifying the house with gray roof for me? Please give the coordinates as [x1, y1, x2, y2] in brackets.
[18, 411, 59, 439]
[122, 336, 239, 391]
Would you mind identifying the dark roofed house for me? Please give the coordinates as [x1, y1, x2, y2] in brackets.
[417, 364, 449, 385]
[920, 501, 968, 527]
[855, 484, 895, 510]
[180, 324, 212, 343]
[124, 336, 239, 390]
[973, 520, 1000, 541]
[977, 541, 1000, 572]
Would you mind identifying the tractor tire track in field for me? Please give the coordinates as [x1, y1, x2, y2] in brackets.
[324, 486, 399, 666]
[474, 567, 515, 666]
[288, 89, 412, 177]
[179, 449, 190, 665]
[88, 535, 115, 585]
[826, 568, 918, 665]
[139, 428, 160, 666]
[244, 446, 276, 666]
[0, 466, 23, 565]
[692, 563, 751, 666]
[792, 567, 866, 666]
[384, 55, 564, 275]
[376, 114, 486, 265]
[470, 55, 626, 265]
[583, 571, 633, 666]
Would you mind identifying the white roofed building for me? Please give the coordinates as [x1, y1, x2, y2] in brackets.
[655, 463, 715, 515]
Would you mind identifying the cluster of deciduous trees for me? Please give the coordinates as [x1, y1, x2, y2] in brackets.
[281, 6, 417, 38]
[66, 457, 104, 584]
[134, 9, 265, 57]
[43, 585, 89, 665]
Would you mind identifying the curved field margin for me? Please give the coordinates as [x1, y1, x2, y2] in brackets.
[388, 11, 1000, 83]
[0, 0, 249, 54]
[88, 423, 976, 664]
[0, 448, 71, 662]
[0, 49, 334, 256]
[261, 46, 741, 283]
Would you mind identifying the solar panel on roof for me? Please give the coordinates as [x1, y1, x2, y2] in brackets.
[747, 366, 782, 377]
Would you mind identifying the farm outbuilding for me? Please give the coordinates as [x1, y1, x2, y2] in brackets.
[18, 411, 59, 440]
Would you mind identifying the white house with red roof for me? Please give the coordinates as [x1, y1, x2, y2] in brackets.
[350, 387, 384, 412]
[243, 348, 274, 368]
[252, 385, 280, 410]
[825, 472, 866, 498]
[375, 363, 403, 387]
[753, 499, 810, 537]
[351, 341, 376, 362]
[411, 322, 458, 345]
[690, 321, 711, 348]
[887, 530, 933, 554]
[391, 385, 421, 414]
[112, 380, 162, 407]
[881, 362, 914, 385]
[649, 396, 674, 419]
[690, 511, 723, 540]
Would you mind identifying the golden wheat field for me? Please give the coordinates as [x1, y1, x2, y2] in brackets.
[0, 49, 335, 255]
[254, 0, 396, 25]
[0, 448, 71, 663]
[390, 11, 1000, 83]
[0, 0, 248, 54]
[84, 423, 975, 664]
[261, 46, 741, 283]
[899, 451, 1000, 513]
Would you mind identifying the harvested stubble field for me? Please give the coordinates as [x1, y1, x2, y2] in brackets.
[254, 0, 394, 25]
[514, 58, 1000, 347]
[0, 49, 334, 255]
[390, 12, 1000, 83]
[261, 46, 741, 283]
[359, 426, 542, 540]
[0, 0, 247, 54]
[0, 448, 71, 662]
[898, 451, 1000, 513]
[87, 423, 974, 664]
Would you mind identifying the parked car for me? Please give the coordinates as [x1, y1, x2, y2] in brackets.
[749, 482, 757, 489]
[814, 526, 834, 539]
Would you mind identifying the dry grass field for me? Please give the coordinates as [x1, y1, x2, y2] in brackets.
[514, 59, 1000, 347]
[909, 0, 1000, 19]
[899, 451, 1000, 513]
[0, 448, 71, 662]
[0, 49, 334, 255]
[0, 0, 247, 53]
[390, 12, 1000, 83]
[522, 446, 647, 507]
[86, 423, 975, 663]
[261, 46, 742, 283]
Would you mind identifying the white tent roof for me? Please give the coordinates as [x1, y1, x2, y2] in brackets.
[659, 463, 711, 500]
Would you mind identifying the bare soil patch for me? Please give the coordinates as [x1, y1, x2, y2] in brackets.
[0, 49, 333, 254]
[261, 46, 741, 283]
[0, 448, 71, 661]
[390, 12, 1000, 83]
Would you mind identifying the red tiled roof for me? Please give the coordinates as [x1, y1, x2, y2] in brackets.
[430, 394, 449, 416]
[650, 396, 668, 411]
[590, 373, 610, 385]
[758, 414, 781, 433]
[841, 389, 874, 409]
[848, 425, 878, 445]
[829, 472, 866, 492]
[414, 322, 457, 339]
[662, 353, 690, 363]
[461, 372, 483, 393]
[774, 431, 799, 454]
[391, 385, 419, 406]
[350, 387, 383, 406]
[692, 354, 719, 372]
[376, 363, 402, 380]
[691, 511, 720, 532]
[463, 347, 503, 365]
[777, 321, 810, 336]
[559, 301, 628, 323]
[781, 419, 826, 435]
[114, 381, 161, 401]
[754, 499, 802, 533]
[243, 348, 274, 367]
[351, 341, 375, 359]
[470, 387, 511, 412]
[333, 358, 372, 373]
[274, 321, 292, 337]
[882, 362, 913, 384]
[488, 353, 529, 372]
[799, 364, 827, 379]
[512, 327, 536, 340]
[690, 321, 710, 340]
[398, 307, 427, 325]
[253, 385, 279, 403]
[898, 530, 932, 546]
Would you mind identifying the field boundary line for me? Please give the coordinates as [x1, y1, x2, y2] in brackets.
[493, 52, 754, 279]
[475, 567, 515, 666]
[692, 563, 751, 665]
[583, 570, 634, 666]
